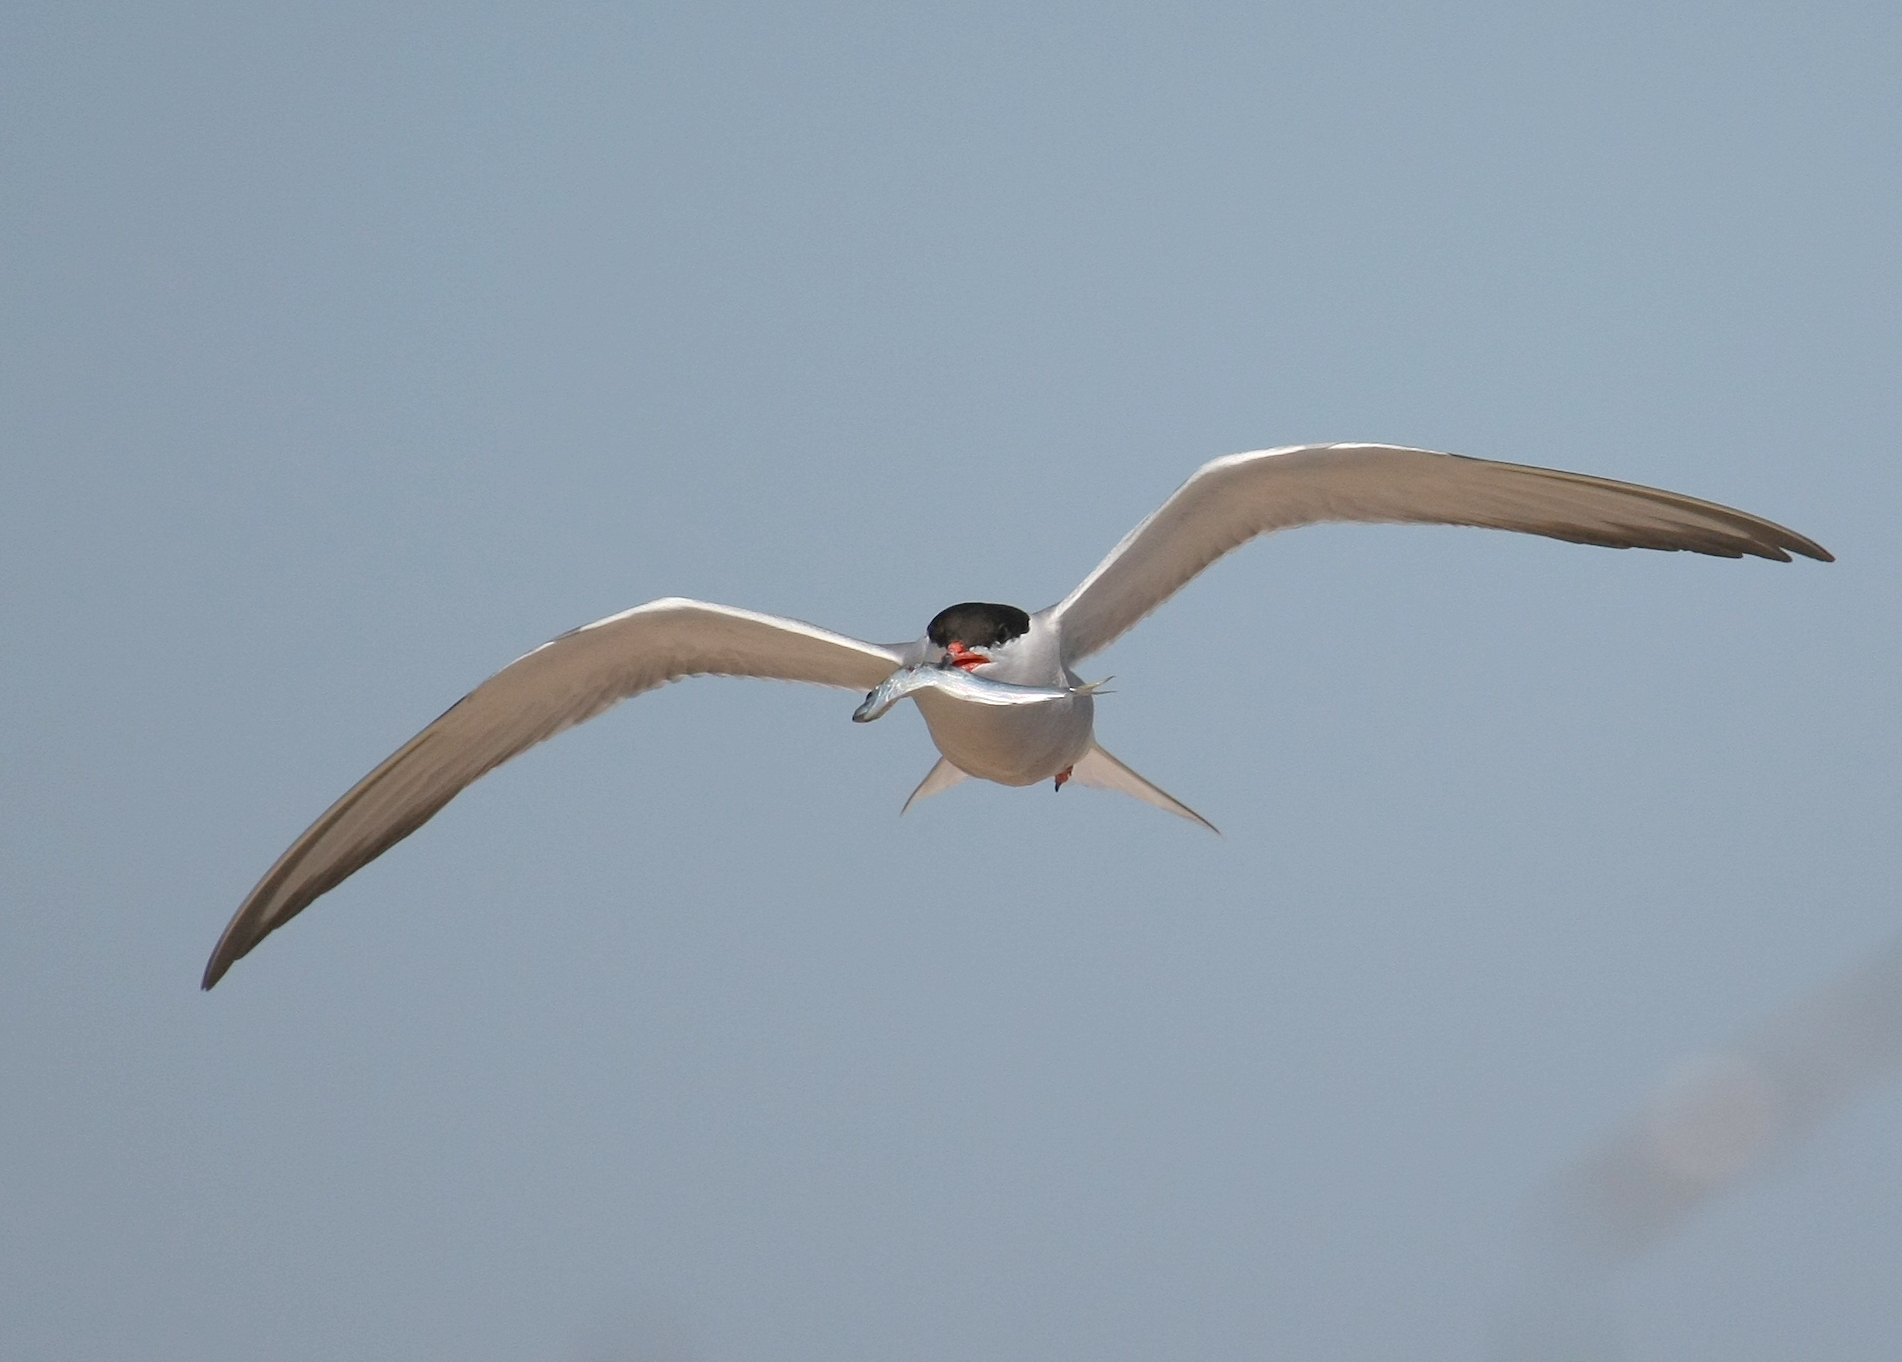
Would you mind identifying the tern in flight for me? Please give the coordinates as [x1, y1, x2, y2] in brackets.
[203, 444, 1828, 987]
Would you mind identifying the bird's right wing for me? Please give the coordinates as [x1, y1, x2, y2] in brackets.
[204, 598, 906, 989]
[1049, 443, 1831, 664]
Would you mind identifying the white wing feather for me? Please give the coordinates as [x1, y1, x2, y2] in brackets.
[1051, 444, 1830, 663]
[204, 598, 904, 987]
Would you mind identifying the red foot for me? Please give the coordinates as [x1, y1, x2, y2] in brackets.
[1053, 765, 1073, 791]
[946, 640, 991, 671]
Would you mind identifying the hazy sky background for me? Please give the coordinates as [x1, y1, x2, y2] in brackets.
[3, 3, 1897, 1358]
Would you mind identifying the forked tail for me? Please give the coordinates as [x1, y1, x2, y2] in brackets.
[898, 743, 1216, 834]
[901, 757, 969, 814]
[1069, 742, 1218, 833]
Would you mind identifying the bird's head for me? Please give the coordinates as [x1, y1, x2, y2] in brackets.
[925, 601, 1031, 672]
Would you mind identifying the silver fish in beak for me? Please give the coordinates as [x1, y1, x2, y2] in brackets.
[852, 663, 1108, 724]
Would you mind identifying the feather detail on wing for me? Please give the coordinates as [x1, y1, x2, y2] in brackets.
[1050, 444, 1831, 663]
[204, 598, 904, 988]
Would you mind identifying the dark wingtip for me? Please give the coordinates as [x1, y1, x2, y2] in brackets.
[1772, 524, 1833, 563]
[1742, 532, 1830, 564]
[201, 927, 252, 991]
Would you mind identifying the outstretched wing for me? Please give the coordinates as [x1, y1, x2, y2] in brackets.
[204, 598, 905, 988]
[1050, 443, 1831, 664]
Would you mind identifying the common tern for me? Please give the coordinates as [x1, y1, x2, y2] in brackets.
[203, 443, 1829, 987]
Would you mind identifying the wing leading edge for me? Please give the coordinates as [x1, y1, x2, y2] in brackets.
[203, 598, 904, 988]
[1051, 444, 1830, 663]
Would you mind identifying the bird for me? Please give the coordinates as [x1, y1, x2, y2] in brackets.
[201, 443, 1830, 988]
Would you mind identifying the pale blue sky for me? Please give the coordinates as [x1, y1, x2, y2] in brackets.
[3, 4, 1898, 1358]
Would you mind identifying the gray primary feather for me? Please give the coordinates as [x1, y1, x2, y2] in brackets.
[1050, 444, 1831, 663]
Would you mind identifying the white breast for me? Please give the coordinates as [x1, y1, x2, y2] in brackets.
[913, 688, 1095, 786]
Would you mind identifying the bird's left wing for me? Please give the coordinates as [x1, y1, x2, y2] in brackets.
[1049, 443, 1830, 663]
[204, 598, 906, 988]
